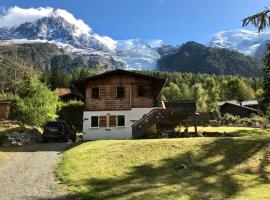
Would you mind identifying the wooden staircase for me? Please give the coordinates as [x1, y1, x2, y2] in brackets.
[132, 100, 196, 139]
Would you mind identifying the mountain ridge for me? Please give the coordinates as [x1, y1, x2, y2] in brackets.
[0, 7, 265, 77]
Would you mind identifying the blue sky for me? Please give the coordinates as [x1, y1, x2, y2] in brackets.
[0, 0, 269, 44]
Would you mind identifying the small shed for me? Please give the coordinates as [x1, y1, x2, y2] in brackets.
[0, 100, 12, 120]
[220, 102, 262, 118]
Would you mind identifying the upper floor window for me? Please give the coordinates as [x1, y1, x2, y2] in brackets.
[117, 87, 125, 98]
[138, 85, 152, 97]
[92, 88, 99, 98]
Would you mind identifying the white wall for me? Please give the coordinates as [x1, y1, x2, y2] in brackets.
[83, 108, 155, 140]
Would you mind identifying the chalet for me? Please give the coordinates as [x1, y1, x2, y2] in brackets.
[74, 69, 196, 140]
[219, 102, 262, 118]
[218, 100, 259, 110]
[55, 88, 84, 102]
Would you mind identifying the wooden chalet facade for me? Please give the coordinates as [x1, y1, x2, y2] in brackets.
[75, 69, 196, 140]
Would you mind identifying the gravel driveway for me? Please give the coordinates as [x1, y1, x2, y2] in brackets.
[0, 143, 74, 200]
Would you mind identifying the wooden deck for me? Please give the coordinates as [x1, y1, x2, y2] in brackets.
[132, 100, 196, 139]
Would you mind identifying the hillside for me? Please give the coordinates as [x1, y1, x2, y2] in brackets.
[158, 41, 263, 77]
[0, 42, 124, 71]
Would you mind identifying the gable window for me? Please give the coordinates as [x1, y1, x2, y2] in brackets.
[117, 115, 125, 127]
[92, 88, 99, 99]
[138, 85, 152, 97]
[117, 87, 125, 98]
[91, 116, 99, 128]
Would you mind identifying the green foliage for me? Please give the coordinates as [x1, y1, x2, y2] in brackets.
[204, 77, 220, 116]
[158, 41, 263, 77]
[223, 78, 255, 101]
[0, 134, 7, 146]
[57, 100, 84, 131]
[12, 77, 59, 126]
[266, 106, 270, 120]
[49, 64, 71, 90]
[137, 70, 261, 113]
[221, 113, 241, 124]
[192, 83, 208, 112]
[243, 8, 270, 32]
[262, 45, 270, 111]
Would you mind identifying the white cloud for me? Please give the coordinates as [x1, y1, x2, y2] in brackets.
[0, 6, 91, 35]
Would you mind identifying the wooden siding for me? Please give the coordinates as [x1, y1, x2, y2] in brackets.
[99, 116, 107, 127]
[85, 74, 155, 111]
[109, 115, 116, 127]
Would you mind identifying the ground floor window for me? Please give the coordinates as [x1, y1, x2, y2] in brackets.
[109, 115, 116, 127]
[117, 115, 125, 127]
[99, 116, 107, 127]
[91, 116, 99, 128]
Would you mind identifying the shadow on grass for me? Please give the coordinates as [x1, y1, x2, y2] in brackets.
[202, 128, 270, 138]
[71, 138, 270, 200]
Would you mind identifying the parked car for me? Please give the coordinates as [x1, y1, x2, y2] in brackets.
[42, 121, 76, 143]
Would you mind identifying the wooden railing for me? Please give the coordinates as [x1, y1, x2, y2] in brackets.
[132, 100, 197, 139]
[132, 108, 166, 139]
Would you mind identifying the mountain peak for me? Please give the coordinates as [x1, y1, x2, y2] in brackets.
[209, 29, 270, 57]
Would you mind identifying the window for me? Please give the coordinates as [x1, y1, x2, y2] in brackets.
[117, 115, 125, 127]
[109, 115, 116, 127]
[117, 87, 125, 98]
[99, 116, 107, 127]
[138, 85, 152, 97]
[92, 88, 99, 98]
[91, 116, 99, 128]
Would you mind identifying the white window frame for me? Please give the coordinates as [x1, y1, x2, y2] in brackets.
[90, 116, 99, 128]
[116, 115, 126, 127]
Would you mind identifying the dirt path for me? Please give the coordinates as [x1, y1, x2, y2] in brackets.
[0, 143, 74, 200]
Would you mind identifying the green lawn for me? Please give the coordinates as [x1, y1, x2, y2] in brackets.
[57, 127, 270, 200]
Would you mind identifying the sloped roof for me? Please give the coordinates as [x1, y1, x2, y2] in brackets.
[221, 102, 262, 113]
[73, 69, 167, 100]
[218, 100, 258, 106]
[55, 88, 71, 96]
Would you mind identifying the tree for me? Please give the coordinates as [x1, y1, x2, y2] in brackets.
[0, 53, 36, 97]
[223, 78, 255, 101]
[204, 77, 220, 116]
[192, 83, 208, 112]
[162, 83, 181, 101]
[50, 63, 71, 90]
[243, 7, 270, 32]
[243, 8, 270, 111]
[57, 100, 84, 131]
[12, 76, 59, 126]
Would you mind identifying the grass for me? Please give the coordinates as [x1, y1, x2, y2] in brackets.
[57, 127, 270, 200]
[196, 126, 270, 137]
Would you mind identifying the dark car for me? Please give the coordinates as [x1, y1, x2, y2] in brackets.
[42, 121, 76, 143]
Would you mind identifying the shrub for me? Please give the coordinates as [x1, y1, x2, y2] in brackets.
[266, 106, 270, 120]
[57, 100, 84, 131]
[11, 77, 59, 127]
[221, 113, 241, 124]
[0, 134, 7, 146]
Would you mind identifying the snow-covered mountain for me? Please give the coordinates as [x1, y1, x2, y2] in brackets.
[0, 7, 165, 70]
[209, 29, 270, 58]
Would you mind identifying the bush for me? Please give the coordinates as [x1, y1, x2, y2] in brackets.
[221, 113, 241, 124]
[11, 77, 59, 126]
[266, 106, 270, 120]
[57, 100, 84, 131]
[0, 134, 7, 146]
